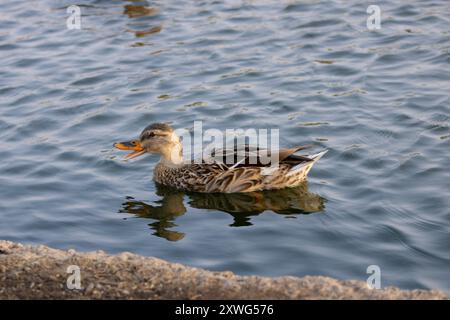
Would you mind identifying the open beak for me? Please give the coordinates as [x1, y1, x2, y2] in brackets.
[113, 140, 147, 160]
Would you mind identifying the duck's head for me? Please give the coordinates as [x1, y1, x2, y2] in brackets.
[114, 123, 183, 163]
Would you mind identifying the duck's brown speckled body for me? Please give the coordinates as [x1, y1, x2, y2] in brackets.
[153, 154, 325, 193]
[114, 123, 327, 193]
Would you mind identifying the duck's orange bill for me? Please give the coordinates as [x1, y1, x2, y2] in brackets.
[113, 140, 147, 160]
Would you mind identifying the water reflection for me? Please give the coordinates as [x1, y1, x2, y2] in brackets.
[123, 2, 162, 38]
[123, 5, 159, 18]
[120, 183, 326, 241]
[133, 26, 162, 38]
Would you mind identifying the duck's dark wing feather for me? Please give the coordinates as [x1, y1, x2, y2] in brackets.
[205, 144, 314, 168]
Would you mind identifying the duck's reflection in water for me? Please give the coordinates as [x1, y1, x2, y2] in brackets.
[120, 183, 326, 242]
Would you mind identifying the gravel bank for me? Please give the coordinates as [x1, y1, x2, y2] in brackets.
[0, 240, 447, 299]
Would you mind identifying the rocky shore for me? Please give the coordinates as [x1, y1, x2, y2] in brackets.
[0, 240, 447, 299]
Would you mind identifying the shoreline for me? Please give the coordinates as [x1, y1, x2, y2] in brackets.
[0, 240, 448, 299]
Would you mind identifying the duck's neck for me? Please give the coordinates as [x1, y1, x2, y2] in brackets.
[160, 141, 184, 166]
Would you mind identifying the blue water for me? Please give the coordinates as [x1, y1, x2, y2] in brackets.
[1, 0, 449, 291]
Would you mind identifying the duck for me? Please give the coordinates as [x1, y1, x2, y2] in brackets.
[114, 123, 327, 193]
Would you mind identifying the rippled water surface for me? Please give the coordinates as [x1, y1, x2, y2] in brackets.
[1, 0, 449, 291]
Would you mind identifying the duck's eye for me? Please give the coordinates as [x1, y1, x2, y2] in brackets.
[141, 131, 156, 140]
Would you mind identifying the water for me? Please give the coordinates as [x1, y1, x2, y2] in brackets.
[1, 0, 449, 291]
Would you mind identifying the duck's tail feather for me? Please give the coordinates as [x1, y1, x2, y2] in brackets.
[286, 149, 328, 177]
[309, 149, 328, 162]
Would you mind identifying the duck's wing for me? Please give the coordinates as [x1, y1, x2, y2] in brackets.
[191, 146, 328, 193]
[204, 144, 314, 168]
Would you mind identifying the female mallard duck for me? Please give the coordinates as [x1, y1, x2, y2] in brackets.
[114, 123, 327, 193]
